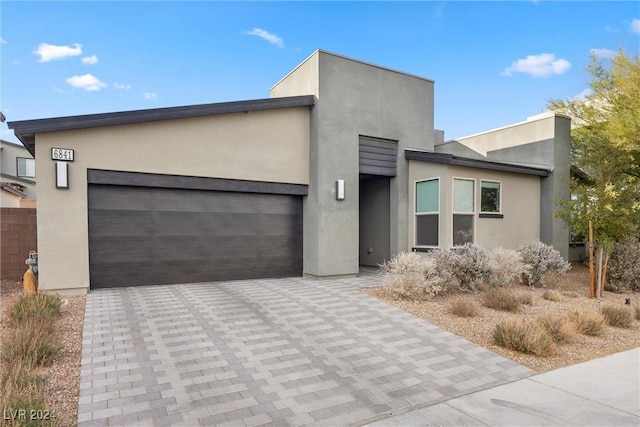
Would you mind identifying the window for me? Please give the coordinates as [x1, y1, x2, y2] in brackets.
[481, 181, 501, 213]
[415, 179, 439, 246]
[453, 178, 474, 245]
[17, 158, 35, 178]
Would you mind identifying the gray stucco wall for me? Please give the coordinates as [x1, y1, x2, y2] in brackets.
[271, 50, 436, 276]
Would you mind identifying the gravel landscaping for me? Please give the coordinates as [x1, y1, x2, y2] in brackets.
[1, 280, 85, 427]
[363, 264, 640, 372]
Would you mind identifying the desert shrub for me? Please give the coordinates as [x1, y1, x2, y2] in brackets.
[600, 304, 633, 328]
[448, 296, 479, 317]
[518, 241, 571, 287]
[380, 252, 450, 301]
[8, 293, 62, 326]
[542, 290, 562, 302]
[488, 247, 528, 287]
[518, 293, 535, 305]
[567, 309, 605, 336]
[561, 291, 580, 298]
[493, 318, 556, 356]
[0, 363, 50, 427]
[482, 288, 521, 312]
[536, 315, 577, 344]
[435, 244, 492, 292]
[607, 236, 640, 293]
[1, 319, 61, 367]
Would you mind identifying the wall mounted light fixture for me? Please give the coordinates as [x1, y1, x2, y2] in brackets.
[55, 162, 69, 189]
[335, 179, 345, 200]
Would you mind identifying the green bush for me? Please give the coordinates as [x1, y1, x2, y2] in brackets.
[483, 288, 521, 312]
[607, 236, 640, 293]
[448, 296, 479, 317]
[8, 293, 62, 326]
[600, 304, 633, 328]
[493, 319, 556, 356]
[567, 309, 605, 336]
[1, 319, 61, 367]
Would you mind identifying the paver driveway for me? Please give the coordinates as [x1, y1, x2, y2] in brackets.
[78, 271, 533, 426]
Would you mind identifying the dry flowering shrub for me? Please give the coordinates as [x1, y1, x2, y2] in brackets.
[518, 241, 571, 287]
[436, 244, 492, 292]
[379, 252, 450, 301]
[488, 247, 528, 287]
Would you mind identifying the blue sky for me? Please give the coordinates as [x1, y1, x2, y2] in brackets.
[1, 1, 638, 143]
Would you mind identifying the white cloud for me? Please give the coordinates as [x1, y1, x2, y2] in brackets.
[114, 82, 132, 90]
[605, 25, 619, 34]
[502, 53, 571, 77]
[631, 19, 640, 34]
[65, 74, 107, 91]
[590, 48, 616, 59]
[81, 55, 98, 65]
[34, 42, 82, 62]
[0, 37, 7, 45]
[143, 92, 158, 100]
[245, 28, 284, 48]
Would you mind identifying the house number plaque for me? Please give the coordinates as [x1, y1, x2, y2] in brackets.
[51, 148, 74, 161]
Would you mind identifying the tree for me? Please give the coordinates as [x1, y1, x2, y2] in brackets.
[548, 50, 640, 298]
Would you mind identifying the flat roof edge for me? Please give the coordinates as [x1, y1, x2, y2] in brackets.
[405, 149, 550, 176]
[7, 95, 315, 137]
[453, 112, 571, 142]
[270, 49, 435, 91]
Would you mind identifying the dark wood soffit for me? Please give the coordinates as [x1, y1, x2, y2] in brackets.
[87, 170, 308, 196]
[405, 150, 550, 177]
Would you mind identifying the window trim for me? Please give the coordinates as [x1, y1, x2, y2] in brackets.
[414, 177, 440, 248]
[16, 157, 35, 178]
[452, 177, 476, 246]
[480, 179, 502, 214]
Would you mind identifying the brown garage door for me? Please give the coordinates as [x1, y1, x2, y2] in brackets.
[87, 170, 305, 288]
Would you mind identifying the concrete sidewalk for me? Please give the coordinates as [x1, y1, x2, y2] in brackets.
[368, 347, 640, 427]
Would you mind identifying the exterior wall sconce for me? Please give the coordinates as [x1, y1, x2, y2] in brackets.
[335, 179, 345, 200]
[55, 162, 69, 189]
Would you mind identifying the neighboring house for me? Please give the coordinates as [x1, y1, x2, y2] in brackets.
[7, 50, 570, 295]
[0, 139, 37, 207]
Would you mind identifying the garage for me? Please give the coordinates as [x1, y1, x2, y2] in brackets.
[87, 170, 305, 288]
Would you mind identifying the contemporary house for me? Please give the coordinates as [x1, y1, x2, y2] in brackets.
[8, 50, 570, 295]
[1, 139, 37, 207]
